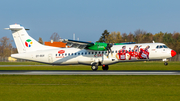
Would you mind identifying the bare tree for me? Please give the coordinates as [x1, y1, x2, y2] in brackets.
[50, 32, 60, 42]
[97, 30, 110, 42]
[38, 37, 43, 44]
[127, 32, 134, 42]
[0, 37, 12, 57]
[105, 32, 123, 43]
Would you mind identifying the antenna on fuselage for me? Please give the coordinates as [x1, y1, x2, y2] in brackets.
[73, 33, 75, 40]
[153, 41, 155, 43]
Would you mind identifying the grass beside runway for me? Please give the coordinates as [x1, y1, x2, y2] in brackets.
[0, 75, 180, 101]
[0, 61, 179, 70]
[0, 61, 47, 65]
[0, 62, 180, 100]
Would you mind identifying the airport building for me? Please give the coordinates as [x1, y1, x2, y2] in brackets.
[44, 40, 68, 48]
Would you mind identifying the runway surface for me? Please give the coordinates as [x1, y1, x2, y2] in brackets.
[0, 70, 180, 75]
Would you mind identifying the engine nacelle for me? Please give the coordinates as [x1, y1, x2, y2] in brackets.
[87, 42, 107, 51]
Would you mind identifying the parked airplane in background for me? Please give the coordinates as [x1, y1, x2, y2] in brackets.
[5, 24, 177, 71]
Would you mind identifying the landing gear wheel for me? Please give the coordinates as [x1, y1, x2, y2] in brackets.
[91, 64, 98, 71]
[164, 62, 168, 66]
[102, 65, 109, 71]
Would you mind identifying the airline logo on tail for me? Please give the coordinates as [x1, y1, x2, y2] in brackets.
[25, 39, 33, 47]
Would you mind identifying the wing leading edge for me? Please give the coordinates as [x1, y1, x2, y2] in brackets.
[61, 39, 94, 49]
[61, 39, 136, 51]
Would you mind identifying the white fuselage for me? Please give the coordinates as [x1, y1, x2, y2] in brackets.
[6, 24, 175, 66]
[11, 43, 173, 65]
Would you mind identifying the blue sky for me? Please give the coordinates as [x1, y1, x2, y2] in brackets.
[0, 0, 180, 47]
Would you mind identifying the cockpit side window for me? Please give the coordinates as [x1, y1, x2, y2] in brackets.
[163, 45, 168, 48]
[156, 45, 159, 48]
[159, 45, 163, 48]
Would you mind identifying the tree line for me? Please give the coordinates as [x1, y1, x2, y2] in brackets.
[0, 30, 179, 61]
[98, 29, 180, 55]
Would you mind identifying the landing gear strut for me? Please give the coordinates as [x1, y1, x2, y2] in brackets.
[91, 63, 98, 71]
[102, 65, 109, 71]
[163, 59, 168, 66]
[164, 62, 168, 66]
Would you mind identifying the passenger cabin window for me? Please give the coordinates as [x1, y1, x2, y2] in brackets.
[78, 53, 80, 55]
[85, 52, 87, 55]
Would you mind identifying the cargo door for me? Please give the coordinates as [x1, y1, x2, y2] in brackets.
[48, 54, 53, 63]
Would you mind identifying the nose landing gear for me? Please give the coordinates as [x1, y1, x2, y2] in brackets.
[163, 59, 168, 66]
[164, 62, 168, 66]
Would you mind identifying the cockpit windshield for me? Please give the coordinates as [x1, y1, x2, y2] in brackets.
[156, 45, 168, 49]
[163, 45, 168, 48]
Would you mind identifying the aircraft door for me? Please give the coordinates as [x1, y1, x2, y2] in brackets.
[48, 54, 53, 63]
[102, 51, 105, 62]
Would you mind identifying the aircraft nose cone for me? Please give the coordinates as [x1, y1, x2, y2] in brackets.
[171, 50, 176, 57]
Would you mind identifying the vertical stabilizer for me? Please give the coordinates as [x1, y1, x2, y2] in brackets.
[5, 24, 52, 53]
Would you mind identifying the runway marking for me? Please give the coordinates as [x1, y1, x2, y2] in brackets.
[0, 70, 180, 75]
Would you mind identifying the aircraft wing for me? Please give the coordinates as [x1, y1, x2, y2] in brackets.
[61, 39, 94, 49]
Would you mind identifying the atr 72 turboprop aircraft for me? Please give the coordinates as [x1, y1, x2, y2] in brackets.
[5, 24, 177, 71]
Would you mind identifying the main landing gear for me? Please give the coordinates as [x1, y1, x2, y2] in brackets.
[102, 65, 109, 71]
[91, 63, 109, 71]
[91, 63, 98, 71]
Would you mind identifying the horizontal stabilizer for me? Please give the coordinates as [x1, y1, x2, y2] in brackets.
[4, 28, 22, 30]
[5, 24, 30, 31]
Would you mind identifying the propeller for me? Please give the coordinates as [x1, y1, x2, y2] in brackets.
[105, 43, 113, 57]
